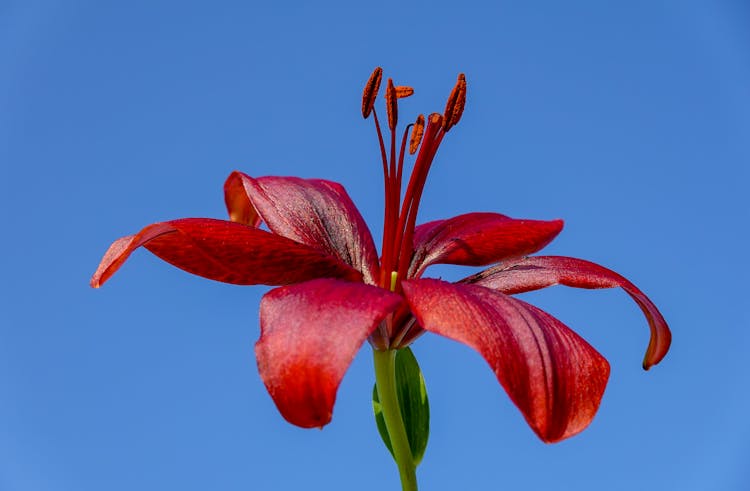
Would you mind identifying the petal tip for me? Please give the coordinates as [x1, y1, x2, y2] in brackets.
[284, 411, 332, 429]
[224, 169, 246, 182]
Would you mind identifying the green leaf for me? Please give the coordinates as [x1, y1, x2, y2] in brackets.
[372, 347, 430, 466]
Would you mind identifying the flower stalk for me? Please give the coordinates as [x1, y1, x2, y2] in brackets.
[373, 348, 418, 491]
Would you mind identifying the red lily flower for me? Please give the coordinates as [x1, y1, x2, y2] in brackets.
[91, 68, 670, 444]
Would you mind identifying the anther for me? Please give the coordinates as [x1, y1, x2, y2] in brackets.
[395, 86, 414, 98]
[361, 67, 383, 118]
[409, 114, 425, 155]
[385, 78, 398, 131]
[442, 73, 467, 131]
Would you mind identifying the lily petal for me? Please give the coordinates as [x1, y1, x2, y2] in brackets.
[90, 218, 362, 288]
[402, 278, 610, 443]
[224, 171, 262, 227]
[255, 279, 403, 428]
[409, 213, 563, 277]
[464, 256, 671, 369]
[237, 172, 380, 284]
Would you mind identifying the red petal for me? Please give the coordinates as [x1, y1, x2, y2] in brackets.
[409, 213, 563, 277]
[237, 173, 380, 284]
[464, 256, 671, 369]
[402, 278, 610, 443]
[224, 171, 262, 227]
[255, 279, 402, 428]
[90, 218, 362, 288]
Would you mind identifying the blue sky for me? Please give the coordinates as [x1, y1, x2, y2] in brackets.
[1, 1, 749, 490]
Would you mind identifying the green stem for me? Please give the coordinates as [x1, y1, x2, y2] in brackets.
[373, 349, 418, 491]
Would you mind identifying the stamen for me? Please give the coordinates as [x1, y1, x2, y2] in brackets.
[442, 73, 467, 131]
[397, 123, 411, 183]
[389, 271, 398, 292]
[362, 67, 383, 118]
[395, 86, 414, 98]
[409, 114, 425, 155]
[385, 78, 398, 131]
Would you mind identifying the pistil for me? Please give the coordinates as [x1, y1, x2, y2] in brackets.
[393, 113, 445, 284]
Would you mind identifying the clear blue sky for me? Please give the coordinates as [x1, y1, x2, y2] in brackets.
[2, 1, 749, 490]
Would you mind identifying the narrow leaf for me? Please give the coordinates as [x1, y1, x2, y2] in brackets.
[372, 347, 430, 465]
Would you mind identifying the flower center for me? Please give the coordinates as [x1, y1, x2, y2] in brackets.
[361, 67, 467, 292]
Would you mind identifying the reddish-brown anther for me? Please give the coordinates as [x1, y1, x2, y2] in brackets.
[443, 73, 466, 131]
[409, 114, 425, 155]
[91, 67, 670, 443]
[385, 78, 398, 131]
[362, 67, 383, 118]
[395, 86, 414, 98]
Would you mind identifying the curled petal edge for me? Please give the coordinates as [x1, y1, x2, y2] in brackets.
[463, 256, 671, 369]
[90, 218, 362, 288]
[224, 171, 262, 227]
